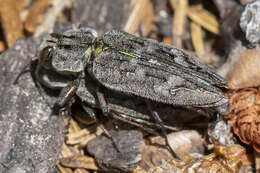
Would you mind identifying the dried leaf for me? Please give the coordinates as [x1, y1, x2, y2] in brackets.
[24, 0, 53, 33]
[66, 129, 92, 145]
[61, 143, 83, 158]
[0, 0, 23, 46]
[57, 163, 73, 173]
[171, 144, 252, 172]
[78, 127, 103, 147]
[124, 0, 154, 35]
[33, 0, 71, 36]
[191, 22, 205, 55]
[170, 0, 188, 48]
[60, 155, 99, 171]
[74, 168, 90, 173]
[188, 5, 220, 35]
[147, 160, 182, 173]
[133, 166, 148, 173]
[69, 118, 82, 133]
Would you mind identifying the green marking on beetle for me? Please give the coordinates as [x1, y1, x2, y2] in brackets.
[93, 41, 109, 57]
[119, 50, 140, 59]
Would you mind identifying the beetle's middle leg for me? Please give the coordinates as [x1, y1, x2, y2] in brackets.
[82, 104, 111, 137]
[82, 102, 121, 153]
[89, 86, 126, 153]
[146, 100, 179, 159]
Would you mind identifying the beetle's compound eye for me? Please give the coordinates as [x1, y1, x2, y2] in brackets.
[39, 46, 54, 69]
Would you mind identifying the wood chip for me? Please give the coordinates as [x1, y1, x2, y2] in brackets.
[60, 155, 99, 171]
[74, 168, 90, 173]
[69, 118, 82, 133]
[191, 22, 205, 55]
[188, 5, 220, 35]
[124, 0, 154, 35]
[170, 0, 188, 48]
[24, 0, 53, 33]
[0, 0, 23, 46]
[66, 129, 91, 145]
[171, 144, 252, 172]
[57, 163, 73, 173]
[0, 41, 7, 52]
[78, 127, 103, 147]
[255, 151, 260, 172]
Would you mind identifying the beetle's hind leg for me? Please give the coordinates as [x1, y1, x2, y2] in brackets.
[110, 112, 160, 135]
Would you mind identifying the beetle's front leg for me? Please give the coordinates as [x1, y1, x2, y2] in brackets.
[51, 79, 79, 116]
[32, 60, 54, 108]
[95, 85, 110, 116]
[55, 79, 80, 108]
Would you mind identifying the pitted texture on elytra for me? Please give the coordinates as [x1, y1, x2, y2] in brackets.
[93, 50, 226, 106]
[102, 30, 227, 88]
[92, 30, 228, 108]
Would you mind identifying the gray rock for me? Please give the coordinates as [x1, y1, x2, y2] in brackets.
[71, 0, 131, 34]
[240, 0, 260, 43]
[0, 37, 65, 173]
[87, 130, 144, 173]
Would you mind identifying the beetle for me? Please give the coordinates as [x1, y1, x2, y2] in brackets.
[35, 27, 230, 157]
[37, 27, 229, 115]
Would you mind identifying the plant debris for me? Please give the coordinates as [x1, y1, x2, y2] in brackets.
[171, 143, 253, 173]
[225, 87, 260, 152]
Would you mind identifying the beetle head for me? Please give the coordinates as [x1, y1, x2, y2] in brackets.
[46, 28, 98, 75]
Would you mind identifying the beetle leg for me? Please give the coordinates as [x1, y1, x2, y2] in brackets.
[50, 79, 79, 116]
[81, 104, 96, 119]
[111, 111, 180, 132]
[31, 60, 53, 108]
[95, 85, 109, 116]
[82, 104, 110, 136]
[146, 100, 180, 160]
[110, 112, 160, 135]
[55, 79, 79, 108]
[81, 104, 121, 153]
